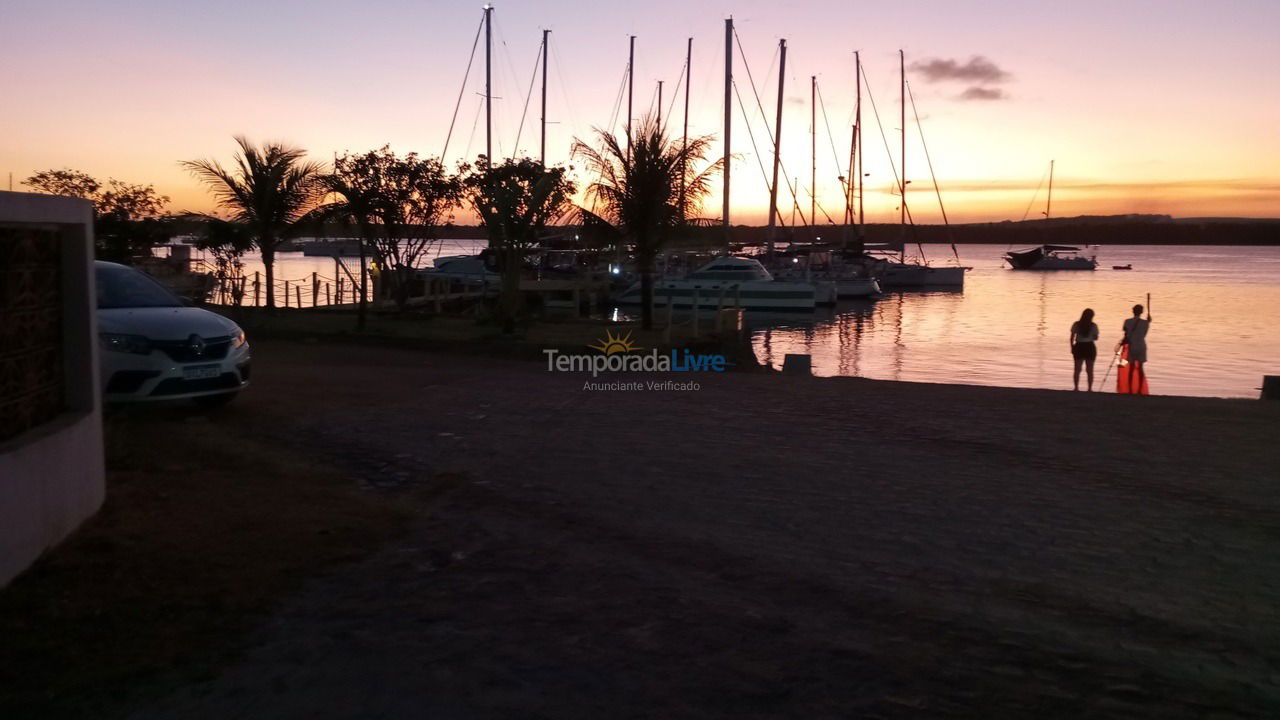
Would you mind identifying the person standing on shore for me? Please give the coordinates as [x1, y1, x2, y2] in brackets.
[1070, 308, 1099, 391]
[1120, 303, 1151, 394]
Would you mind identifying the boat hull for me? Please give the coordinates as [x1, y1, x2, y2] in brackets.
[1007, 256, 1097, 270]
[877, 264, 965, 289]
[1005, 246, 1097, 270]
[835, 277, 881, 298]
[616, 280, 817, 310]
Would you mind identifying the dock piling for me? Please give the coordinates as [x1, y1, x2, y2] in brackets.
[783, 354, 812, 375]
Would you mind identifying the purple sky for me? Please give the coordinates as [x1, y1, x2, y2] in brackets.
[2, 0, 1277, 221]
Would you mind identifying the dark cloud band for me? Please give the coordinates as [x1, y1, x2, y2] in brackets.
[911, 56, 1010, 84]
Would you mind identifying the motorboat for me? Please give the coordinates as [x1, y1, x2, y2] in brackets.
[1004, 245, 1098, 270]
[416, 254, 500, 295]
[615, 256, 823, 311]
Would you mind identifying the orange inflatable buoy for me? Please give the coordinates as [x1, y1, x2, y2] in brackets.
[1116, 345, 1150, 395]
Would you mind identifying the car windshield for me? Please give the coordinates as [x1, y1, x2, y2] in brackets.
[96, 263, 182, 309]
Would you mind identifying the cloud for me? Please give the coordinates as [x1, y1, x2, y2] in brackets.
[910, 56, 1010, 84]
[957, 86, 1006, 101]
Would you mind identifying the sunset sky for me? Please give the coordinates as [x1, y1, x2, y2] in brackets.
[2, 0, 1277, 224]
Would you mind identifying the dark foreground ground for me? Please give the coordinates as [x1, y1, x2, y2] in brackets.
[8, 339, 1280, 718]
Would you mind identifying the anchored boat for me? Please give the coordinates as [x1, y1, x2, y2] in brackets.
[616, 256, 824, 311]
[1005, 161, 1098, 270]
[1004, 245, 1098, 270]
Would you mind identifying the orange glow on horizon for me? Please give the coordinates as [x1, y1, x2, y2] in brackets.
[2, 0, 1276, 223]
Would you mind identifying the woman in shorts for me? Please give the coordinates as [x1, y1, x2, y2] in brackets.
[1070, 308, 1099, 391]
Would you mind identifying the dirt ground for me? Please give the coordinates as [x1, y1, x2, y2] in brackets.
[9, 338, 1280, 718]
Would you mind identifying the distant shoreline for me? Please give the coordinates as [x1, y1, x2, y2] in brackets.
[392, 214, 1280, 246]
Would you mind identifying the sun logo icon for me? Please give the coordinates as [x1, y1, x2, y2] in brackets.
[588, 330, 641, 355]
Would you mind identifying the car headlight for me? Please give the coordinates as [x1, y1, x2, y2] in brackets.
[230, 328, 246, 348]
[99, 333, 152, 355]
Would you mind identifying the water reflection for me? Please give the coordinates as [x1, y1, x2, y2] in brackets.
[749, 244, 1280, 398]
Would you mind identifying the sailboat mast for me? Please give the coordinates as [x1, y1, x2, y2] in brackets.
[627, 35, 635, 162]
[765, 38, 787, 255]
[856, 50, 863, 228]
[657, 80, 664, 125]
[899, 49, 905, 247]
[845, 126, 855, 227]
[681, 37, 691, 220]
[811, 75, 817, 239]
[1046, 159, 1055, 219]
[723, 19, 732, 229]
[540, 28, 549, 166]
[484, 4, 493, 165]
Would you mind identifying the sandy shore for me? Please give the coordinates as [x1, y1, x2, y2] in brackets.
[125, 340, 1280, 718]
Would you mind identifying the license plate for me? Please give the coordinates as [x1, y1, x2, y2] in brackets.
[183, 364, 221, 380]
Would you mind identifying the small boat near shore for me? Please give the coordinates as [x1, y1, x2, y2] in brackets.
[616, 256, 825, 311]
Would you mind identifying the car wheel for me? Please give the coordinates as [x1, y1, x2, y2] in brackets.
[193, 392, 238, 409]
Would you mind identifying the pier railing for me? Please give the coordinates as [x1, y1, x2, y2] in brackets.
[203, 265, 494, 311]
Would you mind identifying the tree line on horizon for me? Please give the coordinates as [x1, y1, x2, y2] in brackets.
[21, 115, 721, 330]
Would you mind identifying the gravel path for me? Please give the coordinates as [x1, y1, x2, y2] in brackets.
[133, 340, 1280, 719]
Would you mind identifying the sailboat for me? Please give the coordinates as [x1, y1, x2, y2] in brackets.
[873, 50, 965, 289]
[717, 27, 842, 305]
[1004, 161, 1098, 270]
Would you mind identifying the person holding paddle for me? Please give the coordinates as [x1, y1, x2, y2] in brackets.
[1070, 308, 1099, 391]
[1119, 301, 1152, 394]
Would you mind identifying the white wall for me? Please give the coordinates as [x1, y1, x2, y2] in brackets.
[0, 191, 104, 587]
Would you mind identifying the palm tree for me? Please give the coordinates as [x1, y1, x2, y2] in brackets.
[306, 167, 381, 329]
[572, 115, 721, 329]
[182, 137, 323, 308]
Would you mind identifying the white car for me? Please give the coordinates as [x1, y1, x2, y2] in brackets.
[96, 261, 250, 406]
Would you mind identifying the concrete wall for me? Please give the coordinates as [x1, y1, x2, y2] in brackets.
[0, 191, 104, 587]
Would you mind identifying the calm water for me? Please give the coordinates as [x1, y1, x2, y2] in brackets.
[218, 241, 1278, 398]
[750, 244, 1280, 398]
[228, 238, 487, 286]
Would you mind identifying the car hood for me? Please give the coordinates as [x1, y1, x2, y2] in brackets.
[98, 307, 242, 341]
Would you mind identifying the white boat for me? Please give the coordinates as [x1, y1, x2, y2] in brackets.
[1004, 245, 1097, 270]
[418, 254, 499, 283]
[772, 266, 879, 298]
[877, 261, 967, 288]
[831, 276, 881, 298]
[1005, 162, 1098, 270]
[768, 250, 882, 298]
[616, 256, 820, 311]
[416, 254, 501, 297]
